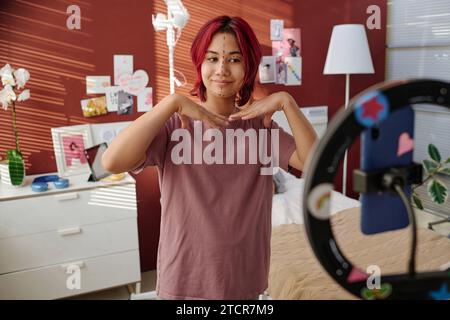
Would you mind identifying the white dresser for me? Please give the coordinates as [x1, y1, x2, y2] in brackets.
[0, 172, 141, 299]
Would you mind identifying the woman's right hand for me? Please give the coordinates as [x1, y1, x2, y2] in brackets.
[172, 94, 229, 130]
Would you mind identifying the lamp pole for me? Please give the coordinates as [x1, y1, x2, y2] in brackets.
[323, 24, 375, 196]
[343, 73, 350, 196]
[167, 8, 175, 94]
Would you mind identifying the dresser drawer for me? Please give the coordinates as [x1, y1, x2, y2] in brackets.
[0, 183, 137, 239]
[0, 249, 141, 299]
[0, 218, 139, 274]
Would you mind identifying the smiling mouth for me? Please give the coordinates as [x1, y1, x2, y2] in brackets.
[214, 80, 233, 85]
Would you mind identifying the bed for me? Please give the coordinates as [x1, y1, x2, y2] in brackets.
[269, 170, 450, 299]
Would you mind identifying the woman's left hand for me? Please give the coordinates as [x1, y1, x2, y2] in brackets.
[228, 92, 290, 128]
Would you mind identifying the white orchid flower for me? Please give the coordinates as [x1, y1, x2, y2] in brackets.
[0, 64, 15, 87]
[0, 85, 15, 110]
[0, 90, 9, 110]
[5, 85, 16, 100]
[17, 89, 30, 102]
[14, 68, 30, 89]
[0, 64, 13, 77]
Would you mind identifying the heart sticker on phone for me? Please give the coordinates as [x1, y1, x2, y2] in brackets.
[397, 132, 414, 156]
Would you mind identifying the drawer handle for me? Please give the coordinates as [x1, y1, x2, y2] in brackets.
[61, 260, 86, 270]
[54, 192, 79, 201]
[57, 226, 82, 236]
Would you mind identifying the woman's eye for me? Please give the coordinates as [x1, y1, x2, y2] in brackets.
[206, 57, 240, 63]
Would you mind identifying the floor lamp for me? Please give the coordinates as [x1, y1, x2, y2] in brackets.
[323, 24, 374, 196]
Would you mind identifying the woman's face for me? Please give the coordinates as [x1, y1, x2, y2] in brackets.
[201, 32, 245, 100]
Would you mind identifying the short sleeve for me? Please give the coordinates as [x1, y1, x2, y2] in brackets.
[269, 120, 297, 172]
[130, 115, 178, 174]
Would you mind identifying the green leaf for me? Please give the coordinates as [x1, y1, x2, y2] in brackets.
[423, 159, 438, 174]
[412, 194, 424, 210]
[439, 168, 450, 175]
[445, 157, 450, 164]
[428, 144, 441, 163]
[427, 179, 448, 204]
[6, 149, 25, 186]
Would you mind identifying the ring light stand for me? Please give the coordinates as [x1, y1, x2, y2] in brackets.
[303, 79, 450, 299]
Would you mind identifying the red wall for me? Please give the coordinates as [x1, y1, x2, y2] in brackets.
[0, 0, 386, 271]
[253, 1, 387, 198]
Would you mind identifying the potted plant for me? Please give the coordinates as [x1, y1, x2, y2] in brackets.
[413, 143, 449, 209]
[0, 63, 30, 186]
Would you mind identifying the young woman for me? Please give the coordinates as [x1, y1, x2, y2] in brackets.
[102, 16, 317, 300]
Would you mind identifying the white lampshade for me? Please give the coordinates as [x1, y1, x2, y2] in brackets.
[323, 24, 374, 75]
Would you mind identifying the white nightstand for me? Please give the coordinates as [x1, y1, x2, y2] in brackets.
[0, 172, 141, 299]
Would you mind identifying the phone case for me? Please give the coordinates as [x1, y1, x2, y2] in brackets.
[360, 106, 415, 235]
[83, 143, 110, 181]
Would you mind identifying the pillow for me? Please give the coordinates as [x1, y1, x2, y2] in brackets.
[273, 170, 286, 194]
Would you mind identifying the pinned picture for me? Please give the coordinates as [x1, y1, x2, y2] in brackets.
[114, 55, 133, 85]
[285, 57, 302, 86]
[275, 61, 286, 84]
[272, 28, 302, 85]
[117, 90, 134, 115]
[258, 56, 276, 84]
[272, 28, 301, 59]
[118, 70, 149, 96]
[137, 87, 153, 112]
[270, 19, 284, 41]
[105, 86, 121, 112]
[86, 76, 111, 94]
[80, 96, 108, 118]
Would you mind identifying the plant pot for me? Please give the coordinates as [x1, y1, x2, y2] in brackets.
[0, 158, 26, 187]
[0, 160, 12, 186]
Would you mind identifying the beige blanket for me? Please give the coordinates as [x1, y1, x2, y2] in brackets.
[268, 207, 450, 299]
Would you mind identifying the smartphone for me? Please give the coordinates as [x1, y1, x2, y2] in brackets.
[83, 143, 111, 181]
[360, 106, 415, 235]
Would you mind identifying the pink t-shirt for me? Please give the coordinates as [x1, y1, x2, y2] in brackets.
[132, 114, 296, 299]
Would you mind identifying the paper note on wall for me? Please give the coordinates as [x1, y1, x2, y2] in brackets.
[285, 57, 302, 86]
[105, 86, 121, 111]
[114, 55, 133, 85]
[270, 19, 284, 41]
[118, 70, 148, 96]
[137, 87, 153, 112]
[86, 76, 111, 94]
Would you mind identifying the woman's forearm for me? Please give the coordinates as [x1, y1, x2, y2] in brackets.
[102, 94, 179, 173]
[281, 93, 318, 166]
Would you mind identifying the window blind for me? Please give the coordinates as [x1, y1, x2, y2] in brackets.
[386, 0, 450, 217]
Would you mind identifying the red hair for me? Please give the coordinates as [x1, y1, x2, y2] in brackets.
[190, 16, 262, 106]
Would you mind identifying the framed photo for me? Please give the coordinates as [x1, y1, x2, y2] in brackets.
[51, 124, 93, 177]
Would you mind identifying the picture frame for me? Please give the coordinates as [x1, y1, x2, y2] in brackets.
[51, 124, 93, 177]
